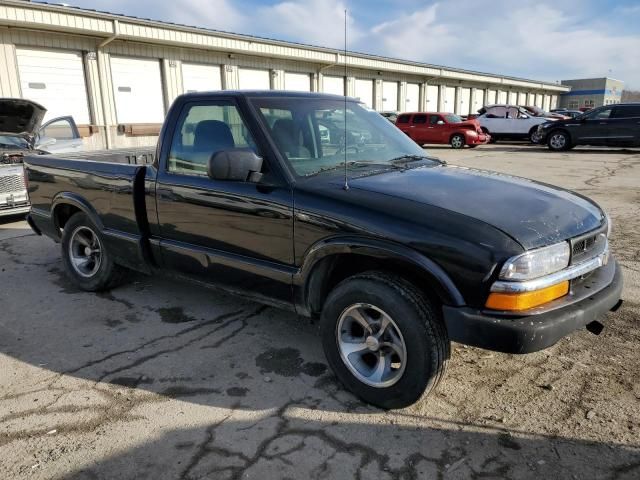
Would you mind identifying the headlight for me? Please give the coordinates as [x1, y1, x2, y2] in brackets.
[499, 242, 570, 281]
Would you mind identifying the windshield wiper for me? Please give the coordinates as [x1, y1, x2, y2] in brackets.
[389, 154, 446, 166]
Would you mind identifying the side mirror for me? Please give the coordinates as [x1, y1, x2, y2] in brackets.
[436, 120, 445, 125]
[36, 136, 57, 149]
[520, 114, 529, 119]
[208, 149, 263, 182]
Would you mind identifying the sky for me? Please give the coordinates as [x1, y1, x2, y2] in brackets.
[59, 0, 640, 89]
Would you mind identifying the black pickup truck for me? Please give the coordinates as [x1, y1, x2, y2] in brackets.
[25, 91, 623, 408]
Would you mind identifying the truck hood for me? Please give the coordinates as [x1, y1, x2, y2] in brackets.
[0, 98, 46, 143]
[348, 164, 604, 250]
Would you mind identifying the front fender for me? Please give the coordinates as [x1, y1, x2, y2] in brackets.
[293, 235, 465, 316]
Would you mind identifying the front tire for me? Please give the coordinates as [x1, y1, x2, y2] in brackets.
[61, 212, 126, 291]
[529, 127, 542, 144]
[450, 134, 465, 149]
[320, 272, 449, 409]
[547, 130, 572, 151]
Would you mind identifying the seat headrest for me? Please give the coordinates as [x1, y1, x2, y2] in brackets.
[193, 120, 235, 153]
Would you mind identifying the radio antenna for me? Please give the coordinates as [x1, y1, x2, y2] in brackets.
[343, 8, 349, 191]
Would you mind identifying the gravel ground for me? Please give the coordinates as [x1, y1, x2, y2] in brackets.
[0, 144, 638, 479]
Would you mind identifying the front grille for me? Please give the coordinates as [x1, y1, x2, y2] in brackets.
[0, 174, 26, 194]
[569, 226, 607, 265]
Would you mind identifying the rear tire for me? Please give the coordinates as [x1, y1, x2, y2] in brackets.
[450, 134, 465, 149]
[320, 272, 450, 409]
[61, 212, 127, 291]
[547, 130, 572, 151]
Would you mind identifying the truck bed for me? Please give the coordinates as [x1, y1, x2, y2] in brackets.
[24, 154, 154, 272]
[59, 147, 156, 165]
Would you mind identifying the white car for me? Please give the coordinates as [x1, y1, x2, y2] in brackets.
[476, 104, 554, 143]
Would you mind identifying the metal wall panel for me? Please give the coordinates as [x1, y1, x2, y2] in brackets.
[238, 67, 270, 89]
[487, 90, 497, 104]
[426, 85, 439, 111]
[284, 72, 311, 92]
[443, 86, 456, 112]
[458, 87, 471, 115]
[497, 91, 508, 104]
[15, 46, 91, 123]
[518, 92, 527, 105]
[405, 83, 420, 112]
[182, 62, 222, 93]
[508, 91, 517, 105]
[322, 75, 344, 96]
[382, 81, 398, 111]
[354, 78, 374, 108]
[471, 89, 485, 112]
[110, 56, 165, 123]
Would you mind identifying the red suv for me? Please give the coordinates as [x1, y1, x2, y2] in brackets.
[395, 112, 490, 149]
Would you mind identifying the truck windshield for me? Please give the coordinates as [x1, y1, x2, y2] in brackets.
[251, 97, 431, 176]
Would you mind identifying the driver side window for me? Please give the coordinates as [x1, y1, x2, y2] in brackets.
[168, 103, 258, 176]
[586, 108, 613, 120]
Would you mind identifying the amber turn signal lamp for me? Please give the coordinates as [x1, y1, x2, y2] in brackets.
[486, 281, 569, 311]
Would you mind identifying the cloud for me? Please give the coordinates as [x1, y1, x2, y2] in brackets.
[258, 0, 361, 48]
[66, 0, 640, 88]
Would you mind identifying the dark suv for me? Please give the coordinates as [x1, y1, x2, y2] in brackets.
[537, 103, 640, 151]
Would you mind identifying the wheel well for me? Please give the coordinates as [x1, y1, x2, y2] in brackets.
[306, 254, 445, 316]
[547, 128, 571, 141]
[54, 203, 81, 231]
[449, 132, 465, 142]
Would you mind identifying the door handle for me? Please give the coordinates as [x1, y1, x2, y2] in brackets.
[409, 125, 415, 128]
[427, 127, 434, 129]
[599, 122, 608, 125]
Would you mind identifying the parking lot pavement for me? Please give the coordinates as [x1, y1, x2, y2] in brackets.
[1, 144, 639, 479]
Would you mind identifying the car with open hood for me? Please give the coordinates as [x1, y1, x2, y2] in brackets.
[23, 91, 623, 409]
[0, 98, 102, 217]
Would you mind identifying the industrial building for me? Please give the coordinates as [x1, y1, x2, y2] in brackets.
[559, 77, 624, 109]
[0, 0, 569, 150]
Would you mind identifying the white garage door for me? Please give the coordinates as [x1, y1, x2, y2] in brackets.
[518, 92, 527, 105]
[535, 94, 543, 108]
[323, 75, 344, 96]
[443, 87, 456, 112]
[354, 79, 374, 108]
[458, 87, 471, 115]
[405, 83, 420, 112]
[16, 47, 91, 124]
[550, 95, 558, 109]
[382, 81, 398, 111]
[238, 68, 270, 90]
[543, 95, 551, 111]
[182, 63, 222, 93]
[284, 72, 311, 92]
[497, 91, 508, 104]
[111, 56, 165, 124]
[426, 85, 439, 111]
[508, 91, 518, 105]
[487, 90, 497, 105]
[472, 89, 485, 112]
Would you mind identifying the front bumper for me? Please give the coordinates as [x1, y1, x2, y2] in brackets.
[0, 203, 30, 218]
[467, 133, 490, 145]
[442, 259, 623, 354]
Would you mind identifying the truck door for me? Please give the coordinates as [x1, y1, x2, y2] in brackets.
[154, 99, 295, 307]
